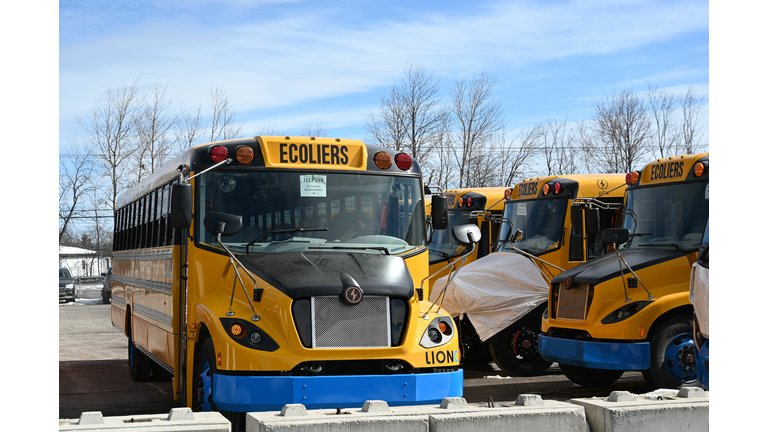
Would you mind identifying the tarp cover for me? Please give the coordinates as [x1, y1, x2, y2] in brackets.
[429, 252, 549, 342]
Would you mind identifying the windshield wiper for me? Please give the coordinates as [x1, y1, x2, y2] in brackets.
[308, 246, 390, 255]
[638, 243, 681, 251]
[248, 228, 328, 245]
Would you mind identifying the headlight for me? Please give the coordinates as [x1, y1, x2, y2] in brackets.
[66, 283, 74, 289]
[419, 316, 455, 348]
[601, 301, 653, 324]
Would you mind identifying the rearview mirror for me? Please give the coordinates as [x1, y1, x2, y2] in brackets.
[431, 195, 448, 230]
[170, 183, 193, 229]
[203, 212, 242, 237]
[452, 224, 481, 246]
[602, 228, 629, 245]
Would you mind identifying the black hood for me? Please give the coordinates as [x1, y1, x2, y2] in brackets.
[238, 252, 414, 299]
[552, 248, 686, 286]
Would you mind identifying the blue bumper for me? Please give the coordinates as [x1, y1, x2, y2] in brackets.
[538, 334, 651, 370]
[695, 339, 709, 390]
[212, 370, 464, 412]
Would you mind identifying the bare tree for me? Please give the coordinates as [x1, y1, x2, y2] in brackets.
[540, 118, 578, 176]
[59, 138, 97, 242]
[646, 84, 680, 159]
[497, 124, 543, 185]
[450, 72, 504, 188]
[423, 114, 454, 190]
[589, 87, 651, 173]
[77, 77, 141, 211]
[300, 122, 330, 137]
[679, 85, 706, 155]
[209, 87, 243, 142]
[365, 64, 448, 164]
[254, 122, 284, 137]
[135, 81, 177, 182]
[175, 102, 204, 153]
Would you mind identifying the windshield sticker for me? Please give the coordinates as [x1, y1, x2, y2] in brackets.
[300, 175, 327, 197]
[517, 202, 527, 216]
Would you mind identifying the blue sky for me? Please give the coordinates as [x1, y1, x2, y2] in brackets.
[58, 0, 710, 146]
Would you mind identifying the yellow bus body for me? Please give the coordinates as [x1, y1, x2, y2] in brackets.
[111, 136, 462, 416]
[539, 153, 710, 389]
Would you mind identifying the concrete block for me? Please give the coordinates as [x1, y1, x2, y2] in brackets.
[59, 409, 231, 431]
[570, 390, 709, 432]
[429, 399, 588, 432]
[248, 397, 588, 432]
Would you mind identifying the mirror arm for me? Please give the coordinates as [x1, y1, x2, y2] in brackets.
[216, 231, 260, 321]
[421, 242, 477, 319]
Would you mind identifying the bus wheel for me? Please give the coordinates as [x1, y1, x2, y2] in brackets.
[643, 314, 697, 389]
[193, 338, 217, 412]
[127, 318, 152, 381]
[560, 363, 624, 387]
[488, 321, 552, 377]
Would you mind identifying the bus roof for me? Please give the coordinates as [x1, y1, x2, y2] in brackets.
[116, 136, 423, 209]
[510, 173, 627, 201]
[443, 187, 510, 211]
[629, 153, 709, 188]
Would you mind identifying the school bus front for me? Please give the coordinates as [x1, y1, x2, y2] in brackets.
[184, 137, 461, 412]
[539, 154, 709, 389]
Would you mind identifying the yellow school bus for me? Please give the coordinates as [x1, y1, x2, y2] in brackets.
[539, 154, 709, 388]
[425, 187, 507, 365]
[487, 174, 627, 375]
[110, 136, 462, 428]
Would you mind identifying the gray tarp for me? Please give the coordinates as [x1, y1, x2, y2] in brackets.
[429, 252, 549, 342]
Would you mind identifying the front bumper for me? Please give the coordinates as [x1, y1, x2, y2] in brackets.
[538, 334, 650, 370]
[59, 288, 75, 300]
[211, 370, 464, 412]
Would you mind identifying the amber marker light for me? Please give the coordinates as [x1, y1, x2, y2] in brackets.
[439, 321, 448, 333]
[230, 323, 245, 338]
[217, 352, 222, 366]
[236, 146, 254, 164]
[542, 184, 550, 196]
[694, 162, 706, 177]
[625, 172, 639, 185]
[457, 197, 464, 208]
[373, 152, 392, 169]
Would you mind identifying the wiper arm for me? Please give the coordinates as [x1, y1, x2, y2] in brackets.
[308, 246, 390, 255]
[248, 228, 328, 245]
[638, 243, 681, 251]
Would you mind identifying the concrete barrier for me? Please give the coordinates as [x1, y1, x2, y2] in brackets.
[568, 387, 709, 432]
[246, 396, 589, 432]
[58, 407, 231, 431]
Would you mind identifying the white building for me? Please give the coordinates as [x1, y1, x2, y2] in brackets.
[59, 246, 111, 277]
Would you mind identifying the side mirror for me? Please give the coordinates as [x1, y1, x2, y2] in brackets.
[431, 195, 448, 230]
[203, 212, 242, 237]
[512, 229, 524, 243]
[170, 183, 193, 229]
[452, 224, 481, 246]
[584, 208, 600, 234]
[602, 228, 629, 245]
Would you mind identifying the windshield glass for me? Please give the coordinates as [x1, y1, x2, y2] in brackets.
[429, 210, 471, 262]
[59, 268, 72, 280]
[620, 182, 708, 251]
[196, 170, 426, 255]
[497, 199, 567, 255]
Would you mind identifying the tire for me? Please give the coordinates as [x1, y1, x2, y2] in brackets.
[489, 320, 553, 377]
[128, 317, 152, 382]
[560, 363, 624, 387]
[455, 317, 493, 367]
[193, 338, 246, 431]
[642, 314, 697, 389]
[193, 338, 218, 412]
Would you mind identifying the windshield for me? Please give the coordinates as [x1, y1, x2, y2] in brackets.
[497, 199, 567, 255]
[620, 182, 708, 251]
[59, 268, 72, 280]
[429, 210, 471, 261]
[196, 170, 426, 255]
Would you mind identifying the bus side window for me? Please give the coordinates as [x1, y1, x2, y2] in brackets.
[569, 208, 584, 262]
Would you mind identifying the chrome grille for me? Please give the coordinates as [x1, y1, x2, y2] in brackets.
[311, 295, 391, 349]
